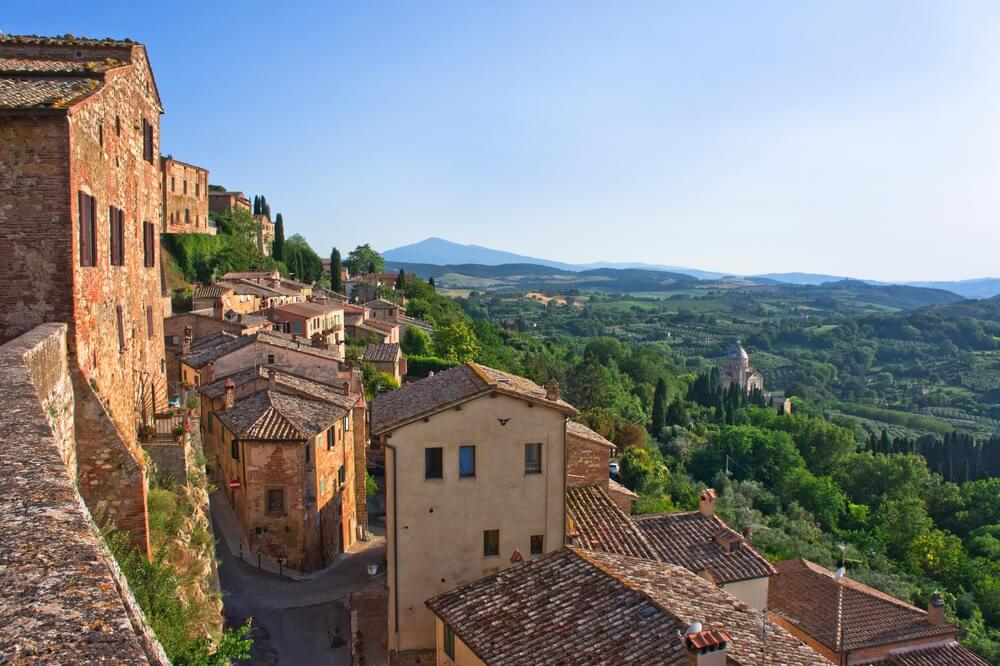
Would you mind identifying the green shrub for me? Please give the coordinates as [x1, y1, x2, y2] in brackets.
[406, 355, 459, 378]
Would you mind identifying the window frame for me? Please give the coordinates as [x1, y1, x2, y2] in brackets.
[524, 443, 542, 474]
[458, 445, 476, 478]
[266, 488, 285, 515]
[443, 624, 455, 660]
[483, 529, 500, 558]
[424, 447, 443, 480]
[530, 534, 544, 555]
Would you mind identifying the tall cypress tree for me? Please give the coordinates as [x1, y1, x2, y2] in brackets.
[330, 247, 343, 293]
[397, 268, 406, 291]
[272, 213, 285, 261]
[650, 378, 667, 435]
[428, 276, 436, 289]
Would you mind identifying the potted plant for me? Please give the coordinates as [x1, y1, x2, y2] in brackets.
[138, 424, 155, 442]
[186, 394, 200, 416]
[172, 423, 186, 440]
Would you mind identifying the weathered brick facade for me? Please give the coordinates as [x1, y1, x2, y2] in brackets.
[0, 36, 169, 552]
[161, 156, 210, 233]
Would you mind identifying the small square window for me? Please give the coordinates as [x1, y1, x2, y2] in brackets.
[525, 443, 542, 474]
[530, 534, 544, 555]
[266, 488, 284, 515]
[483, 529, 499, 557]
[267, 354, 275, 364]
[425, 447, 443, 479]
[231, 438, 239, 460]
[459, 445, 475, 478]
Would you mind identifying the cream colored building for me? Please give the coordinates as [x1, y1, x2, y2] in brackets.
[371, 364, 576, 658]
[720, 341, 764, 392]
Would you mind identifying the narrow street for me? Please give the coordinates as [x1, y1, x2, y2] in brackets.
[215, 517, 386, 665]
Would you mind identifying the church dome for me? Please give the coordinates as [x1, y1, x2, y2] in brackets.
[726, 342, 749, 360]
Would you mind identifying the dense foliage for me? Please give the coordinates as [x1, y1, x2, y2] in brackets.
[163, 208, 281, 283]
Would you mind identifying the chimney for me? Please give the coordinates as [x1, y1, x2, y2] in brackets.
[684, 627, 730, 666]
[268, 368, 277, 391]
[202, 361, 215, 384]
[742, 526, 752, 541]
[223, 378, 236, 410]
[699, 488, 717, 517]
[181, 326, 193, 355]
[213, 299, 223, 320]
[545, 379, 560, 402]
[927, 592, 945, 625]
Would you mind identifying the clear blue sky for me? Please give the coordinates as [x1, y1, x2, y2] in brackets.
[7, 2, 1000, 280]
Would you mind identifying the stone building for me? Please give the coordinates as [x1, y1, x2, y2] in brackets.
[160, 156, 210, 233]
[208, 189, 250, 215]
[566, 420, 637, 513]
[371, 364, 576, 658]
[425, 547, 829, 666]
[265, 300, 345, 357]
[720, 341, 764, 392]
[769, 559, 988, 665]
[199, 367, 367, 571]
[254, 213, 274, 256]
[0, 34, 169, 552]
[362, 342, 406, 384]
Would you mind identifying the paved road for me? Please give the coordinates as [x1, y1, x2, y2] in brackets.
[215, 518, 386, 665]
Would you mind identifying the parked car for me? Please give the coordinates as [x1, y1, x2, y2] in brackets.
[609, 461, 620, 481]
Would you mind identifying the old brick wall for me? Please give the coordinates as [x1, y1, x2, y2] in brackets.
[245, 441, 309, 571]
[142, 441, 189, 484]
[161, 158, 209, 233]
[68, 45, 167, 442]
[567, 433, 611, 489]
[0, 115, 73, 344]
[0, 322, 168, 665]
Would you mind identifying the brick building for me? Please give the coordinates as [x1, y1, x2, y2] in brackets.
[199, 367, 367, 571]
[565, 419, 638, 513]
[0, 34, 169, 552]
[208, 189, 250, 215]
[161, 156, 210, 234]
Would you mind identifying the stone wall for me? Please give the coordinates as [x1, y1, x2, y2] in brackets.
[161, 157, 209, 233]
[567, 433, 611, 488]
[143, 439, 189, 484]
[0, 323, 168, 664]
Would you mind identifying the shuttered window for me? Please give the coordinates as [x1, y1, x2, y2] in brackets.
[78, 191, 97, 267]
[142, 118, 154, 163]
[146, 305, 154, 339]
[109, 206, 125, 266]
[142, 222, 156, 268]
[116, 305, 126, 351]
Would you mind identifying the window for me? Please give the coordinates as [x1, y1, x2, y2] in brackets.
[424, 447, 443, 479]
[524, 443, 542, 474]
[195, 182, 200, 197]
[343, 415, 350, 431]
[443, 624, 455, 660]
[338, 465, 346, 486]
[185, 208, 190, 224]
[98, 121, 103, 147]
[530, 535, 544, 555]
[182, 180, 187, 195]
[109, 206, 124, 266]
[231, 438, 239, 460]
[78, 191, 97, 266]
[115, 305, 126, 352]
[143, 221, 156, 267]
[459, 445, 476, 478]
[170, 176, 175, 192]
[320, 477, 326, 495]
[146, 305, 154, 339]
[483, 530, 499, 557]
[142, 118, 154, 163]
[267, 354, 275, 364]
[327, 426, 335, 450]
[266, 488, 284, 515]
[207, 414, 213, 434]
[115, 115, 121, 136]
[305, 442, 311, 464]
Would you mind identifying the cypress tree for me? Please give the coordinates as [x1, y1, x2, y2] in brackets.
[428, 276, 436, 289]
[650, 378, 667, 435]
[397, 268, 406, 291]
[272, 213, 285, 261]
[879, 430, 890, 455]
[330, 247, 343, 293]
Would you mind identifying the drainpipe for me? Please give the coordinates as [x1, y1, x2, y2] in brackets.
[386, 440, 400, 654]
[562, 415, 568, 546]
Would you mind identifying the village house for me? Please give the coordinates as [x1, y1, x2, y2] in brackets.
[162, 312, 269, 386]
[365, 297, 435, 336]
[221, 270, 313, 299]
[371, 363, 576, 658]
[425, 547, 830, 666]
[0, 34, 170, 552]
[769, 558, 987, 665]
[208, 189, 250, 215]
[160, 156, 210, 234]
[362, 342, 406, 384]
[265, 300, 345, 357]
[345, 304, 400, 344]
[192, 283, 261, 315]
[199, 368, 364, 571]
[178, 328, 348, 388]
[566, 419, 638, 513]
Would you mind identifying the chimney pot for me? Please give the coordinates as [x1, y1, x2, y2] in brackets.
[927, 592, 945, 625]
[545, 379, 560, 402]
[699, 488, 718, 517]
[268, 368, 277, 390]
[223, 378, 236, 410]
[181, 326, 193, 355]
[684, 628, 730, 666]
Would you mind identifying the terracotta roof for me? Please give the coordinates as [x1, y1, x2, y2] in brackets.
[198, 366, 352, 407]
[608, 477, 639, 500]
[426, 547, 830, 666]
[567, 420, 615, 449]
[566, 485, 657, 558]
[865, 641, 990, 666]
[179, 332, 256, 369]
[371, 362, 576, 434]
[0, 57, 123, 74]
[274, 301, 343, 318]
[0, 34, 138, 47]
[634, 511, 776, 584]
[344, 312, 364, 327]
[364, 298, 398, 310]
[256, 329, 343, 361]
[362, 343, 400, 364]
[189, 331, 238, 351]
[770, 559, 959, 653]
[193, 284, 232, 299]
[397, 314, 434, 333]
[216, 389, 347, 441]
[0, 75, 103, 109]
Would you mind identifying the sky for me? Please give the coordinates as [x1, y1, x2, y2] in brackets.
[7, 2, 1000, 281]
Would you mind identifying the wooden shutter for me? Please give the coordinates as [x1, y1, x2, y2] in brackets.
[109, 206, 116, 265]
[118, 208, 125, 265]
[146, 305, 154, 339]
[143, 222, 156, 268]
[116, 305, 126, 351]
[143, 119, 154, 163]
[78, 191, 91, 266]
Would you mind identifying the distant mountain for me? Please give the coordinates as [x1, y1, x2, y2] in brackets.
[381, 238, 1000, 299]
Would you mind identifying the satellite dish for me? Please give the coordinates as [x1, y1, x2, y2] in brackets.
[834, 566, 846, 580]
[684, 621, 704, 635]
